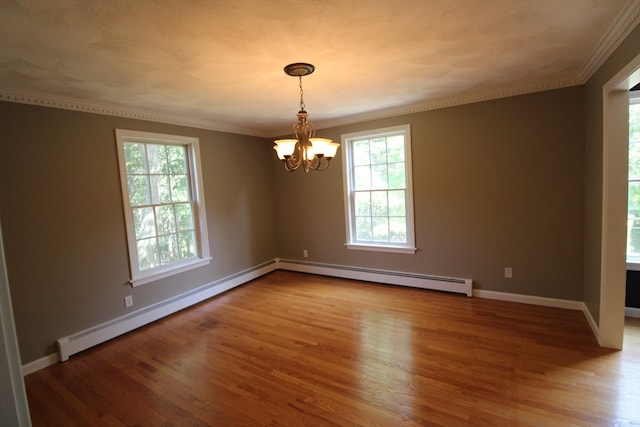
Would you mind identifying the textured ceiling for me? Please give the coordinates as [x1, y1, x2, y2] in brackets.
[0, 0, 638, 137]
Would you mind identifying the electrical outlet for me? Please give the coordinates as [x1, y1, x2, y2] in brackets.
[303, 249, 308, 258]
[504, 267, 513, 279]
[124, 295, 133, 308]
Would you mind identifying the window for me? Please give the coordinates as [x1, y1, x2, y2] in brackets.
[115, 129, 210, 286]
[342, 124, 416, 253]
[628, 93, 640, 268]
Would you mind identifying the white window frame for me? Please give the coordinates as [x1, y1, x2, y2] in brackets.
[341, 124, 417, 254]
[115, 129, 211, 286]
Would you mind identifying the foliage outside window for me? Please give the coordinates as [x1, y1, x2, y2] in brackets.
[628, 98, 640, 265]
[116, 129, 210, 286]
[342, 124, 416, 253]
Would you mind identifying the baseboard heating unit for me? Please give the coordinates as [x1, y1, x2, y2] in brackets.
[57, 260, 278, 362]
[276, 259, 473, 297]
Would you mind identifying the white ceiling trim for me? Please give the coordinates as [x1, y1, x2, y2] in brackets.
[306, 77, 584, 134]
[1, 3, 639, 139]
[577, 0, 640, 82]
[0, 89, 263, 137]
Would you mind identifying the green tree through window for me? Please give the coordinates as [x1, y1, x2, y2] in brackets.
[342, 125, 416, 253]
[116, 130, 210, 286]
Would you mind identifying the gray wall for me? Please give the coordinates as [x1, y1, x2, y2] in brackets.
[273, 87, 585, 300]
[0, 102, 277, 363]
[584, 24, 640, 324]
[3, 22, 640, 365]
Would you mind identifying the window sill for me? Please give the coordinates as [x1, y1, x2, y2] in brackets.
[627, 261, 640, 271]
[130, 257, 212, 287]
[345, 243, 417, 254]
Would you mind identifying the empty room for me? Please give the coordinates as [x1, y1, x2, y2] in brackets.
[1, 1, 640, 426]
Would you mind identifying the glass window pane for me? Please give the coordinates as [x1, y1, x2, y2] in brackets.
[168, 145, 187, 174]
[132, 207, 156, 239]
[354, 192, 371, 216]
[158, 234, 179, 265]
[371, 191, 388, 216]
[356, 216, 372, 241]
[389, 217, 407, 243]
[388, 190, 406, 216]
[630, 141, 640, 180]
[631, 104, 640, 143]
[370, 138, 387, 164]
[146, 144, 168, 174]
[387, 136, 405, 163]
[149, 175, 171, 204]
[354, 165, 371, 190]
[171, 175, 190, 202]
[388, 163, 405, 189]
[371, 165, 388, 189]
[155, 205, 176, 236]
[124, 143, 147, 174]
[344, 125, 412, 250]
[629, 106, 640, 259]
[175, 203, 194, 231]
[372, 217, 389, 241]
[137, 237, 158, 270]
[178, 231, 196, 259]
[127, 175, 150, 206]
[353, 139, 370, 166]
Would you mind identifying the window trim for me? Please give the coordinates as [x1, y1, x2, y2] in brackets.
[628, 92, 640, 270]
[115, 129, 211, 287]
[341, 124, 417, 254]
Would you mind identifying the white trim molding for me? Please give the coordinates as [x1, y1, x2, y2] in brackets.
[24, 262, 610, 375]
[2, 5, 638, 140]
[56, 260, 277, 362]
[626, 306, 640, 318]
[277, 259, 472, 297]
[22, 353, 59, 376]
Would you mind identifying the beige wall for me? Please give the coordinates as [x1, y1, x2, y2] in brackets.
[0, 102, 277, 363]
[584, 24, 640, 325]
[273, 87, 585, 300]
[4, 22, 640, 363]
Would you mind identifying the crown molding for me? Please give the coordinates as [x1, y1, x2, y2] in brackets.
[313, 78, 583, 132]
[0, 90, 265, 137]
[577, 0, 640, 82]
[2, 3, 638, 139]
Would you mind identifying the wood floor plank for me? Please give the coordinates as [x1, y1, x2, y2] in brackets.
[24, 271, 640, 426]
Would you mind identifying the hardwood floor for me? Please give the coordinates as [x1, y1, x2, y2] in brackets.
[25, 271, 640, 426]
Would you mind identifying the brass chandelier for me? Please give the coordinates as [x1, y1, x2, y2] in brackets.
[273, 63, 340, 172]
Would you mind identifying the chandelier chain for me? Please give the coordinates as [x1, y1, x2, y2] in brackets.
[299, 76, 305, 111]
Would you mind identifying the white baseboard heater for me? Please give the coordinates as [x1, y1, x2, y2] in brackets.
[276, 259, 473, 297]
[56, 258, 471, 363]
[57, 261, 278, 362]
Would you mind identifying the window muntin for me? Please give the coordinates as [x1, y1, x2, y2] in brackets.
[342, 125, 416, 253]
[116, 130, 210, 286]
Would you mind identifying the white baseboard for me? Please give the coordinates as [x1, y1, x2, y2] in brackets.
[25, 260, 616, 375]
[276, 258, 473, 297]
[474, 289, 601, 341]
[626, 306, 640, 318]
[22, 353, 58, 376]
[582, 303, 600, 341]
[56, 260, 277, 362]
[473, 289, 584, 310]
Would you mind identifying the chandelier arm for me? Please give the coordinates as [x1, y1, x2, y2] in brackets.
[315, 157, 330, 171]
